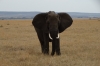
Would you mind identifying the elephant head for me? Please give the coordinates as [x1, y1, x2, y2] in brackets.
[32, 11, 73, 40]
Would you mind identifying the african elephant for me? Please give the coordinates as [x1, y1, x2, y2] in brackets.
[32, 11, 73, 56]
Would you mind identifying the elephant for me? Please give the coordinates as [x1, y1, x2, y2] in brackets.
[32, 11, 73, 56]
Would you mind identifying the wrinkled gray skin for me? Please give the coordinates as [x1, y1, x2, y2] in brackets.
[32, 11, 73, 56]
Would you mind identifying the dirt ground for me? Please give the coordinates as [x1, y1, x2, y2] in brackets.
[0, 19, 100, 66]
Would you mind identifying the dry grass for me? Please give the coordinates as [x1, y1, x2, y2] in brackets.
[0, 19, 100, 66]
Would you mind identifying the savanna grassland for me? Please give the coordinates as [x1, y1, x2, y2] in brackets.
[0, 19, 100, 66]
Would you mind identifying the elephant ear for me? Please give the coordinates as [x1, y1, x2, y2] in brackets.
[58, 13, 73, 33]
[32, 13, 48, 29]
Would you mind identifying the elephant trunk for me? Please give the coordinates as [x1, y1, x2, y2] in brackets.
[49, 31, 59, 40]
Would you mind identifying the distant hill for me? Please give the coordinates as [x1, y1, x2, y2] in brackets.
[68, 12, 100, 18]
[0, 11, 40, 19]
[0, 11, 100, 19]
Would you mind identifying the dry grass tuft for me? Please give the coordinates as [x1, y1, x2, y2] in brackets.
[0, 25, 3, 27]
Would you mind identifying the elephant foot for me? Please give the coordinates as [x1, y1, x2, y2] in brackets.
[51, 52, 55, 56]
[51, 51, 61, 56]
[44, 52, 49, 55]
[42, 52, 49, 55]
[41, 48, 49, 55]
[56, 51, 61, 55]
[43, 50, 49, 55]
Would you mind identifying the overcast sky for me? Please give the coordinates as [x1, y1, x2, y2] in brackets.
[0, 0, 100, 13]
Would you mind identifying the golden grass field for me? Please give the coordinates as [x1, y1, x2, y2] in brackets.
[0, 19, 100, 66]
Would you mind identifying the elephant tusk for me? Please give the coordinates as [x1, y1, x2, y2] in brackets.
[56, 33, 59, 39]
[49, 33, 53, 40]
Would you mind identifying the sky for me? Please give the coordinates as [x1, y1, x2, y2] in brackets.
[0, 0, 100, 13]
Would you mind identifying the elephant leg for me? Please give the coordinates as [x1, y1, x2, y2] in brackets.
[55, 39, 61, 55]
[38, 36, 45, 53]
[35, 28, 45, 53]
[43, 33, 49, 54]
[51, 38, 61, 56]
[51, 39, 56, 56]
[51, 43, 55, 56]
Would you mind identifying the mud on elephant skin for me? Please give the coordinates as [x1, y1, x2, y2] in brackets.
[32, 11, 73, 56]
